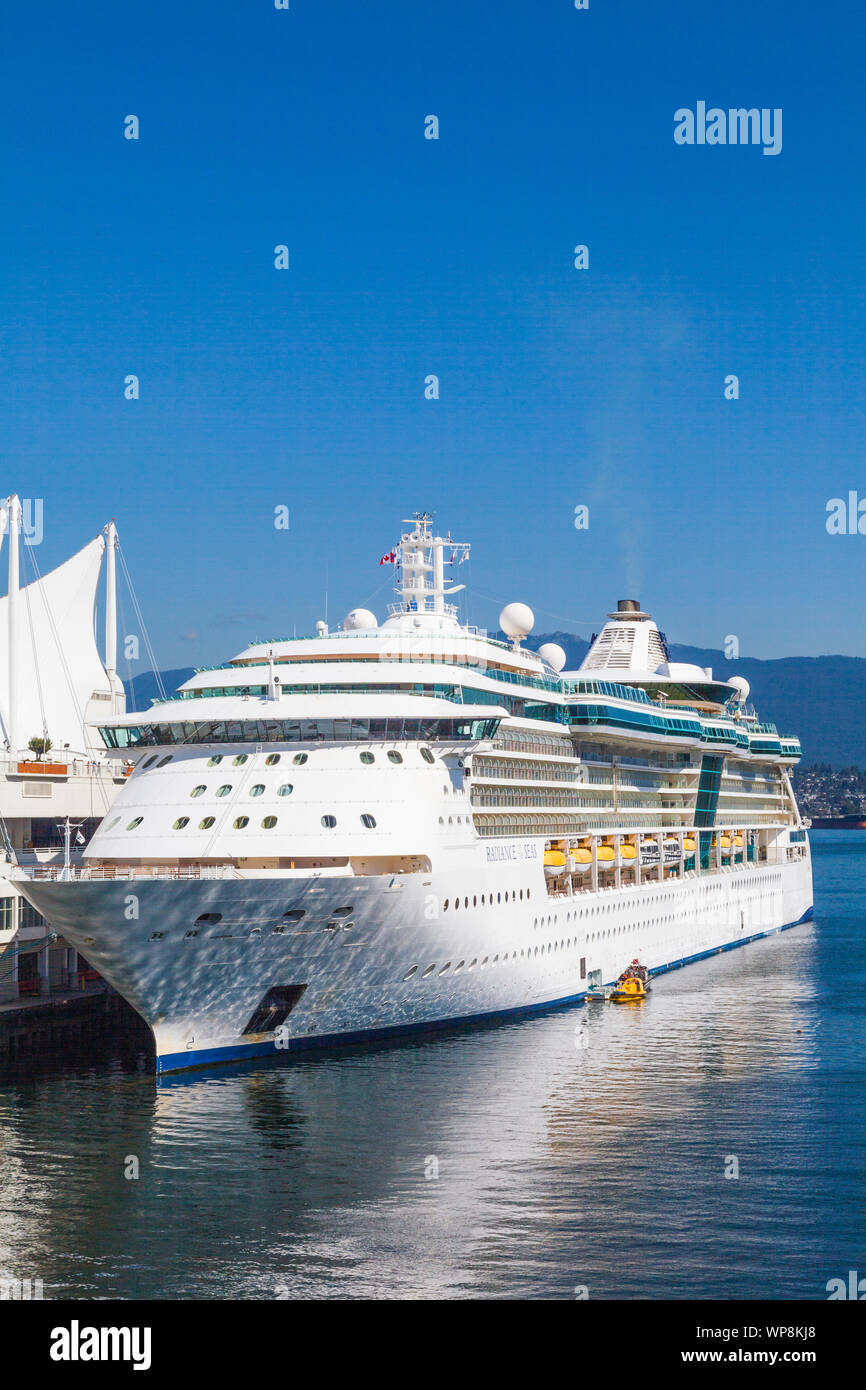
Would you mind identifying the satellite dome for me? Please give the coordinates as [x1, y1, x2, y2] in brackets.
[344, 608, 377, 632]
[538, 642, 566, 673]
[728, 675, 750, 704]
[499, 602, 534, 639]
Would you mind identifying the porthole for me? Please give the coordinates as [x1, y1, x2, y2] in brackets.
[519, 889, 524, 901]
[173, 817, 190, 830]
[126, 817, 143, 830]
[468, 959, 477, 970]
[473, 895, 477, 907]
[207, 755, 223, 766]
[262, 816, 277, 829]
[422, 964, 436, 979]
[277, 784, 293, 796]
[420, 747, 435, 764]
[454, 961, 464, 974]
[232, 754, 248, 766]
[360, 751, 375, 764]
[216, 785, 232, 797]
[250, 784, 265, 797]
[105, 816, 120, 831]
[443, 899, 449, 911]
[157, 755, 172, 768]
[293, 753, 308, 765]
[233, 816, 249, 829]
[199, 816, 216, 829]
[403, 965, 418, 981]
[438, 816, 444, 824]
[464, 896, 469, 908]
[142, 755, 158, 769]
[190, 785, 206, 798]
[387, 750, 403, 764]
[454, 898, 460, 911]
[361, 814, 376, 828]
[439, 962, 451, 976]
[265, 753, 280, 766]
[322, 815, 337, 828]
[497, 892, 501, 904]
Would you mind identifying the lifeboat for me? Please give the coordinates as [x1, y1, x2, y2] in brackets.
[609, 975, 648, 1003]
[733, 833, 744, 847]
[569, 846, 593, 874]
[596, 844, 616, 866]
[720, 835, 732, 850]
[619, 842, 637, 864]
[683, 836, 696, 853]
[544, 848, 568, 878]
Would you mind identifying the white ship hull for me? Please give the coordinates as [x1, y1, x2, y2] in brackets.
[19, 841, 813, 1074]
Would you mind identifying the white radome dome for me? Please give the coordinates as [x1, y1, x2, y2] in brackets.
[537, 642, 566, 672]
[728, 675, 750, 704]
[500, 602, 535, 639]
[344, 608, 377, 632]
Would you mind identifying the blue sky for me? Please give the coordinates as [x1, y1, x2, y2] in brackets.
[1, 0, 863, 669]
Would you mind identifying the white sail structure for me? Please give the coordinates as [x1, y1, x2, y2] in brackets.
[0, 503, 125, 757]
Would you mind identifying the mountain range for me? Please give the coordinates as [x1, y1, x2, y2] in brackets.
[123, 637, 865, 768]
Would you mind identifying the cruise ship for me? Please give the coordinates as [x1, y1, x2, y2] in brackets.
[17, 513, 813, 1073]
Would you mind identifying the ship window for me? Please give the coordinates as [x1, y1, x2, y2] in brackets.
[233, 816, 249, 829]
[265, 753, 280, 766]
[233, 754, 248, 766]
[126, 817, 143, 830]
[283, 909, 305, 921]
[443, 899, 449, 910]
[250, 784, 265, 797]
[361, 814, 376, 828]
[277, 784, 294, 796]
[208, 755, 223, 766]
[157, 755, 173, 768]
[148, 932, 164, 941]
[403, 966, 418, 981]
[105, 816, 120, 831]
[262, 816, 277, 828]
[333, 907, 353, 916]
[184, 930, 199, 939]
[360, 751, 375, 764]
[216, 785, 232, 797]
[199, 816, 215, 829]
[173, 817, 190, 829]
[420, 747, 435, 764]
[293, 753, 308, 765]
[421, 964, 436, 978]
[439, 962, 451, 976]
[196, 913, 222, 923]
[190, 785, 206, 797]
[142, 755, 158, 769]
[387, 751, 403, 764]
[321, 815, 337, 828]
[454, 898, 460, 911]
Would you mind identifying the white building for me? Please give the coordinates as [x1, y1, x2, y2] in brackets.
[0, 495, 128, 1001]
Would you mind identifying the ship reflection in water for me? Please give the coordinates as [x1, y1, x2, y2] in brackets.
[0, 832, 862, 1301]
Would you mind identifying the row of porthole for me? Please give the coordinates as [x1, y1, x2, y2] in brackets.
[189, 783, 295, 798]
[140, 747, 438, 772]
[404, 938, 578, 980]
[443, 888, 529, 910]
[148, 905, 355, 940]
[119, 812, 378, 832]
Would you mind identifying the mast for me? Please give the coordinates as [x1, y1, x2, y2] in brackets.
[394, 513, 469, 617]
[7, 495, 20, 753]
[104, 520, 118, 682]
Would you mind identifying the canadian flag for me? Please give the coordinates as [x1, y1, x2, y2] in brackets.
[379, 549, 397, 565]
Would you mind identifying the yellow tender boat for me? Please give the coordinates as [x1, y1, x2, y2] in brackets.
[609, 976, 648, 1003]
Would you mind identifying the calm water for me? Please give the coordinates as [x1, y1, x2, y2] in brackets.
[1, 831, 863, 1300]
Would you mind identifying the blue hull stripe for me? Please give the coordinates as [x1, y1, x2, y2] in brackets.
[156, 905, 814, 1076]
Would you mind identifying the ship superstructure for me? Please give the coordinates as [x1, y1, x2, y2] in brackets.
[17, 513, 813, 1071]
